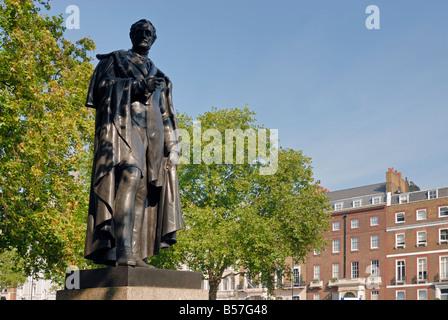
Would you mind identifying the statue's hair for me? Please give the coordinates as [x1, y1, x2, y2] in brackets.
[130, 19, 157, 45]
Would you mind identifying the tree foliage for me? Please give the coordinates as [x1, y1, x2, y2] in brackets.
[0, 0, 95, 282]
[0, 247, 27, 290]
[150, 106, 331, 299]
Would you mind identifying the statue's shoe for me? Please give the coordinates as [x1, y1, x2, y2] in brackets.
[116, 249, 136, 267]
[134, 258, 156, 269]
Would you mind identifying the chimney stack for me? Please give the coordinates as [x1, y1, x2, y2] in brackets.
[386, 168, 409, 194]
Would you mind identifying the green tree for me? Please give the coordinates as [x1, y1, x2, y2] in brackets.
[0, 247, 27, 291]
[0, 0, 95, 283]
[150, 106, 330, 300]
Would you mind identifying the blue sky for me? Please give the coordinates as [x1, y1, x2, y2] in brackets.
[47, 0, 448, 192]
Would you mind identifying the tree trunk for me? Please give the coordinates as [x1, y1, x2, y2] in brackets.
[208, 269, 224, 300]
[208, 280, 219, 300]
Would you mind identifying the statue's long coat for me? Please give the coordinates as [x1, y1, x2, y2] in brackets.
[83, 50, 183, 265]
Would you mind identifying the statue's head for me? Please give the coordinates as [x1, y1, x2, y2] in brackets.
[130, 19, 157, 53]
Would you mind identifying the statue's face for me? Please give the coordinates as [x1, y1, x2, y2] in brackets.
[130, 22, 154, 52]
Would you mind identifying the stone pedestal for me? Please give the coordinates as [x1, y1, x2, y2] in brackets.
[56, 266, 208, 300]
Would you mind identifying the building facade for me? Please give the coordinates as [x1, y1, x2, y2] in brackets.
[306, 182, 388, 300]
[305, 168, 448, 300]
[385, 186, 448, 300]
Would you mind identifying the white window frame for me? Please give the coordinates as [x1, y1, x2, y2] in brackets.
[332, 221, 340, 231]
[351, 219, 359, 229]
[351, 261, 359, 279]
[416, 209, 427, 221]
[399, 194, 409, 204]
[332, 239, 340, 253]
[371, 290, 379, 300]
[417, 257, 427, 283]
[396, 290, 406, 300]
[372, 196, 381, 205]
[352, 199, 362, 208]
[370, 216, 379, 226]
[313, 265, 321, 281]
[332, 263, 340, 280]
[351, 237, 359, 251]
[334, 202, 343, 211]
[221, 276, 228, 291]
[395, 212, 405, 224]
[417, 289, 427, 300]
[371, 259, 380, 276]
[395, 233, 405, 248]
[439, 228, 448, 244]
[292, 266, 301, 286]
[428, 190, 438, 200]
[439, 206, 448, 218]
[396, 259, 406, 283]
[440, 256, 448, 280]
[370, 234, 379, 249]
[417, 230, 427, 246]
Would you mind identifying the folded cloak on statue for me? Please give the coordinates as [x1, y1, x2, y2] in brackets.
[83, 49, 183, 266]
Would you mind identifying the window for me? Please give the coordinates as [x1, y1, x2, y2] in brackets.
[372, 196, 381, 205]
[441, 289, 448, 300]
[428, 190, 438, 199]
[371, 260, 380, 276]
[351, 261, 359, 279]
[396, 290, 406, 300]
[416, 209, 427, 221]
[332, 221, 340, 231]
[334, 202, 343, 210]
[332, 239, 340, 253]
[417, 231, 427, 246]
[440, 256, 448, 280]
[351, 237, 359, 251]
[439, 206, 448, 218]
[399, 194, 408, 204]
[418, 289, 428, 300]
[313, 265, 321, 281]
[370, 235, 379, 249]
[439, 229, 448, 243]
[395, 233, 405, 248]
[351, 219, 359, 229]
[370, 216, 379, 226]
[396, 260, 406, 283]
[417, 258, 427, 283]
[371, 290, 379, 300]
[221, 277, 228, 291]
[313, 293, 320, 300]
[293, 267, 301, 286]
[314, 249, 321, 255]
[353, 199, 361, 208]
[395, 212, 405, 223]
[332, 263, 340, 280]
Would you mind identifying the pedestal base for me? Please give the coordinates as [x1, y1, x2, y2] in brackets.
[56, 286, 208, 300]
[56, 266, 208, 300]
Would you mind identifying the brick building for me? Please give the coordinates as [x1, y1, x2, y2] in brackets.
[385, 185, 448, 300]
[305, 168, 448, 300]
[306, 181, 388, 300]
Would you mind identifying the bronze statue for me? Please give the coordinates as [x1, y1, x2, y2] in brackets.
[84, 19, 183, 268]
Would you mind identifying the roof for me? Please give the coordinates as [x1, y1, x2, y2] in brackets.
[326, 182, 386, 201]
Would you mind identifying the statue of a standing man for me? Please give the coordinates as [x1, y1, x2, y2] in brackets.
[84, 19, 183, 268]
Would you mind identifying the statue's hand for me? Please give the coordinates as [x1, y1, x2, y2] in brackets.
[144, 76, 164, 93]
[168, 151, 179, 167]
